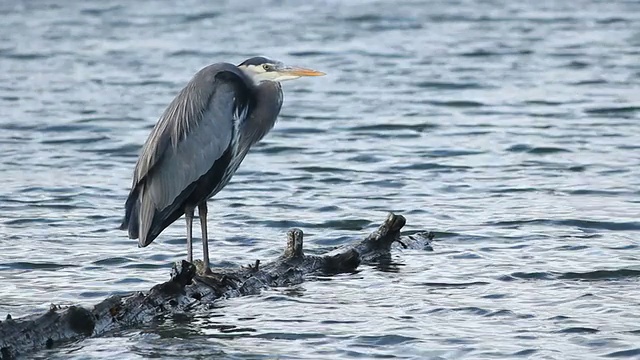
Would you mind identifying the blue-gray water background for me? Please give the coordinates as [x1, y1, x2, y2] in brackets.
[1, 0, 640, 359]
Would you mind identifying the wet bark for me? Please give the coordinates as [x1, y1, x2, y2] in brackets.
[0, 213, 432, 359]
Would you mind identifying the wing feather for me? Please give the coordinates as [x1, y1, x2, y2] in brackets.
[122, 63, 253, 245]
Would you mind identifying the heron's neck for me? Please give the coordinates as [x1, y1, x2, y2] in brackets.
[240, 81, 283, 148]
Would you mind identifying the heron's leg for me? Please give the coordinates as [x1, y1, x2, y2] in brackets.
[185, 206, 195, 263]
[198, 202, 212, 273]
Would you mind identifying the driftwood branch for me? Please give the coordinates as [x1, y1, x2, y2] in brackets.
[0, 213, 432, 359]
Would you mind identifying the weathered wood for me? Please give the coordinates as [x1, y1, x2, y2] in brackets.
[0, 213, 429, 359]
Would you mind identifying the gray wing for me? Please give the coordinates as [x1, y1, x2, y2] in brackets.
[122, 63, 253, 246]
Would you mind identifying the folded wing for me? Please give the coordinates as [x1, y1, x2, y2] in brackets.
[121, 64, 253, 246]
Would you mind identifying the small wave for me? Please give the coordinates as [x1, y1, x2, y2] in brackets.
[254, 145, 305, 154]
[488, 218, 640, 231]
[279, 127, 325, 135]
[554, 244, 589, 251]
[500, 272, 555, 281]
[347, 154, 383, 163]
[344, 14, 393, 22]
[527, 147, 572, 154]
[114, 277, 147, 285]
[341, 14, 422, 31]
[78, 291, 112, 299]
[489, 187, 537, 194]
[419, 281, 488, 288]
[0, 262, 77, 270]
[564, 189, 631, 196]
[348, 123, 438, 132]
[105, 80, 176, 87]
[616, 145, 640, 150]
[559, 269, 640, 281]
[391, 163, 472, 171]
[253, 332, 324, 340]
[357, 179, 404, 188]
[415, 81, 486, 90]
[167, 50, 219, 58]
[0, 122, 38, 131]
[446, 130, 493, 136]
[427, 100, 485, 107]
[79, 5, 122, 16]
[585, 106, 640, 116]
[353, 334, 418, 346]
[506, 144, 571, 154]
[0, 51, 50, 60]
[420, 149, 485, 158]
[289, 51, 335, 57]
[75, 116, 144, 124]
[563, 60, 591, 69]
[40, 136, 109, 145]
[512, 349, 538, 357]
[604, 348, 640, 358]
[294, 166, 359, 174]
[79, 143, 141, 157]
[320, 319, 361, 325]
[316, 205, 341, 212]
[572, 79, 608, 85]
[182, 11, 220, 23]
[557, 327, 599, 334]
[501, 269, 640, 282]
[4, 218, 57, 226]
[92, 257, 133, 266]
[481, 293, 509, 299]
[453, 307, 490, 316]
[258, 218, 370, 233]
[596, 17, 629, 24]
[317, 177, 351, 185]
[485, 309, 533, 319]
[458, 49, 533, 57]
[568, 165, 587, 172]
[524, 100, 565, 106]
[319, 219, 371, 231]
[121, 263, 170, 270]
[38, 124, 91, 132]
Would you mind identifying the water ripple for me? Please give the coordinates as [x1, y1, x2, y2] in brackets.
[501, 268, 640, 282]
[2, 0, 640, 359]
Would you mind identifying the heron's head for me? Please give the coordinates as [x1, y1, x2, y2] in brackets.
[238, 56, 325, 84]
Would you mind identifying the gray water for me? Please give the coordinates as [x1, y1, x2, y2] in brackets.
[1, 0, 640, 358]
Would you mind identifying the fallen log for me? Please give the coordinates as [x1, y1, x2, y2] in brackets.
[0, 213, 432, 359]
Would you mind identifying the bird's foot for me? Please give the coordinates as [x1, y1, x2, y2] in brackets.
[193, 259, 213, 275]
[193, 259, 210, 275]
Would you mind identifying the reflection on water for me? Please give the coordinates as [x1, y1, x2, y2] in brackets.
[2, 0, 640, 358]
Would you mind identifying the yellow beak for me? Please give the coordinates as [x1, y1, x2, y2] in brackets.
[281, 66, 326, 77]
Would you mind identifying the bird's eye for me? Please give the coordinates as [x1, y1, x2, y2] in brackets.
[262, 64, 270, 71]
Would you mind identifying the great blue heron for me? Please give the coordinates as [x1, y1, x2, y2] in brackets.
[120, 56, 324, 272]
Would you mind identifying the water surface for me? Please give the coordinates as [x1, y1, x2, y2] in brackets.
[1, 0, 640, 358]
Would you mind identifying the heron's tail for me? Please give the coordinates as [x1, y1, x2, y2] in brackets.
[121, 184, 190, 248]
[137, 192, 160, 248]
[130, 185, 174, 248]
[120, 188, 140, 240]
